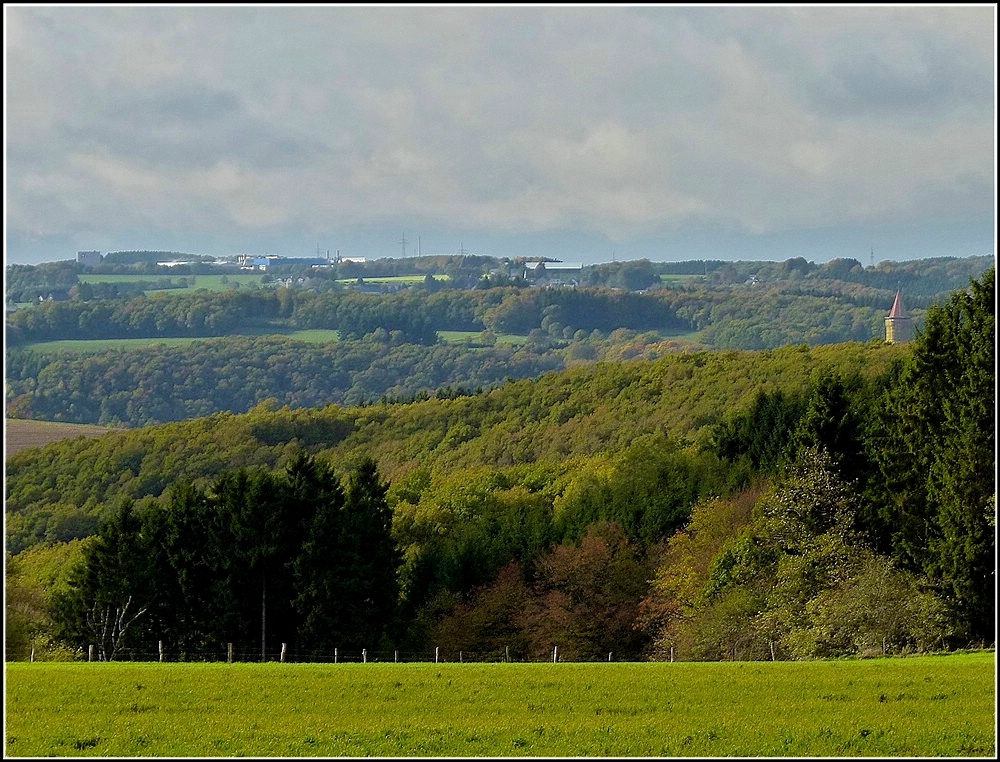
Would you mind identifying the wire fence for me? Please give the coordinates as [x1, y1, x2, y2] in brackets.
[7, 643, 650, 664]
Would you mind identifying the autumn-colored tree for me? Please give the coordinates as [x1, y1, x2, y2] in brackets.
[430, 562, 532, 661]
[525, 522, 652, 661]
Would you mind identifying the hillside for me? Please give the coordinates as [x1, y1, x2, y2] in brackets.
[6, 340, 908, 554]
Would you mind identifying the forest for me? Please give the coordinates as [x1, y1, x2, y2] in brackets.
[4, 254, 992, 428]
[5, 267, 993, 663]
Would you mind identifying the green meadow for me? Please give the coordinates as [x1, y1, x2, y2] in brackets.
[21, 330, 343, 355]
[23, 329, 542, 354]
[437, 330, 527, 346]
[78, 273, 267, 292]
[4, 653, 994, 757]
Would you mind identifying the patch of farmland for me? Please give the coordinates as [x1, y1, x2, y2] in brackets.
[5, 418, 115, 458]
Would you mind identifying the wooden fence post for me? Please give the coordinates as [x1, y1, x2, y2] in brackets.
[334, 647, 338, 664]
[88, 645, 94, 662]
[227, 643, 233, 663]
[553, 645, 558, 663]
[770, 641, 775, 662]
[394, 650, 398, 663]
[30, 645, 35, 663]
[670, 646, 674, 663]
[159, 641, 165, 663]
[505, 646, 509, 663]
[362, 648, 367, 664]
[608, 651, 613, 662]
[435, 646, 439, 663]
[281, 643, 287, 663]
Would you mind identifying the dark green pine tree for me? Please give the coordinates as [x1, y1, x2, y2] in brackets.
[711, 388, 806, 475]
[794, 372, 861, 470]
[875, 267, 995, 642]
[52, 499, 153, 660]
[792, 370, 889, 547]
[287, 453, 346, 655]
[333, 458, 402, 653]
[924, 267, 995, 641]
[214, 466, 308, 659]
[149, 481, 231, 654]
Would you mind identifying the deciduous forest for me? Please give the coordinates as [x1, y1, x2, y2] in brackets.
[4, 256, 994, 663]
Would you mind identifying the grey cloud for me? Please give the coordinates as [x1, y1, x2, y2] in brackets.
[4, 5, 994, 264]
[56, 84, 326, 171]
[804, 37, 992, 119]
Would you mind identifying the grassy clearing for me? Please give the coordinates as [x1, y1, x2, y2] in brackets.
[338, 275, 451, 285]
[78, 273, 268, 293]
[22, 330, 529, 354]
[4, 653, 993, 757]
[438, 331, 527, 346]
[22, 337, 213, 354]
[656, 273, 706, 285]
[5, 419, 115, 458]
[20, 329, 342, 355]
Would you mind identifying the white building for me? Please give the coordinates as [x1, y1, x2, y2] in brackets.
[77, 250, 102, 267]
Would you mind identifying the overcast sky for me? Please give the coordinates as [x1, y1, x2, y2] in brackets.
[4, 4, 996, 266]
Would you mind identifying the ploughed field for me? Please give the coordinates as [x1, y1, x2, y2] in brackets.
[4, 653, 994, 757]
[4, 419, 114, 459]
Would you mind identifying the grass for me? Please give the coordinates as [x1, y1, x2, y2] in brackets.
[338, 275, 451, 285]
[21, 329, 538, 355]
[20, 329, 343, 355]
[22, 337, 217, 354]
[4, 653, 994, 757]
[78, 273, 268, 293]
[438, 331, 528, 346]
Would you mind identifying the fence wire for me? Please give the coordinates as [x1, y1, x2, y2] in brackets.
[6, 644, 648, 664]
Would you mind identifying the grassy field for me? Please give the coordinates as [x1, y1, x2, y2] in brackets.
[20, 329, 343, 355]
[22, 329, 538, 354]
[78, 273, 268, 293]
[655, 273, 706, 285]
[5, 419, 115, 458]
[438, 330, 528, 346]
[4, 653, 994, 757]
[21, 337, 217, 354]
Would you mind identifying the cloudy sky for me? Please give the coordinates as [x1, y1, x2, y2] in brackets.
[4, 4, 996, 266]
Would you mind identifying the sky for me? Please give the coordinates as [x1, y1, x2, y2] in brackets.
[4, 4, 996, 267]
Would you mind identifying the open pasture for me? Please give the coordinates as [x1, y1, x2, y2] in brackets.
[20, 329, 343, 355]
[4, 653, 994, 757]
[78, 272, 267, 292]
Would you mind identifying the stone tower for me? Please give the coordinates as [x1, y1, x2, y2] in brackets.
[885, 290, 913, 344]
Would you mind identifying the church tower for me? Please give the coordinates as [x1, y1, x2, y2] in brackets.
[885, 290, 913, 344]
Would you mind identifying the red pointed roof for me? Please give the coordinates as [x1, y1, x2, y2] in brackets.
[888, 290, 908, 318]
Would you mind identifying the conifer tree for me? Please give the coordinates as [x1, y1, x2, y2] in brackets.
[289, 454, 347, 654]
[336, 458, 402, 651]
[52, 500, 152, 660]
[875, 267, 995, 641]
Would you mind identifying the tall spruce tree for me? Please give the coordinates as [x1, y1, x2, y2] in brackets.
[214, 467, 306, 659]
[875, 267, 995, 642]
[289, 453, 346, 655]
[337, 458, 402, 652]
[52, 500, 152, 660]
